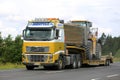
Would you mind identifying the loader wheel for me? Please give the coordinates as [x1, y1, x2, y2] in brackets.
[86, 41, 92, 60]
[96, 43, 102, 60]
[26, 65, 34, 70]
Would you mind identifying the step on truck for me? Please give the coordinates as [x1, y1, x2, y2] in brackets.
[22, 18, 113, 70]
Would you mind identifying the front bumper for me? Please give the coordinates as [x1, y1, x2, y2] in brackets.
[22, 53, 58, 66]
[22, 62, 58, 66]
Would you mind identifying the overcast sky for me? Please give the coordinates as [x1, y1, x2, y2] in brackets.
[0, 0, 120, 38]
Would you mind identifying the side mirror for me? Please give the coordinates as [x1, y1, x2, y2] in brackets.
[55, 29, 60, 39]
[87, 22, 92, 27]
[60, 20, 64, 24]
[22, 29, 26, 39]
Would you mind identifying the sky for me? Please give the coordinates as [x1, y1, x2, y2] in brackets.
[0, 0, 120, 38]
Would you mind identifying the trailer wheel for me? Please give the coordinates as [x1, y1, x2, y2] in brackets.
[105, 60, 110, 66]
[43, 66, 51, 70]
[26, 65, 34, 70]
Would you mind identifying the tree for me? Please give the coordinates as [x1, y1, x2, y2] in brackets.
[2, 35, 14, 63]
[99, 34, 120, 56]
[0, 35, 22, 63]
[13, 35, 22, 63]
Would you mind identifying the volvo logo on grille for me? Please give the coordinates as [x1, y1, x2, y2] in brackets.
[26, 46, 49, 52]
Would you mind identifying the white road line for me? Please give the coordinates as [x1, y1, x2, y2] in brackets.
[107, 74, 119, 78]
[46, 71, 64, 73]
[91, 78, 100, 80]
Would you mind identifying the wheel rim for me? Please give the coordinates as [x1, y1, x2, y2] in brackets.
[59, 60, 63, 69]
[73, 61, 76, 68]
[78, 60, 81, 68]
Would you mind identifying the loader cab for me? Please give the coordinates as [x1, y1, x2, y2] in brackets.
[71, 20, 92, 27]
[71, 20, 92, 46]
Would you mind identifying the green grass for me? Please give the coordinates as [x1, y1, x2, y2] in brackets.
[0, 63, 25, 70]
[114, 57, 120, 62]
[114, 49, 120, 62]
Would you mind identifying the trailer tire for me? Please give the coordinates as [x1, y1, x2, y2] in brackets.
[43, 66, 52, 70]
[105, 60, 110, 66]
[26, 65, 34, 70]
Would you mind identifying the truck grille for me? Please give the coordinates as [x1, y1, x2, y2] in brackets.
[27, 55, 48, 62]
[26, 46, 49, 52]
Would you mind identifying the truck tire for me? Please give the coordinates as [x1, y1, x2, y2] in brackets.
[96, 43, 102, 60]
[57, 59, 63, 70]
[43, 66, 51, 70]
[26, 65, 34, 70]
[76, 55, 82, 68]
[71, 60, 77, 69]
[56, 55, 66, 70]
[70, 56, 77, 69]
[77, 59, 82, 68]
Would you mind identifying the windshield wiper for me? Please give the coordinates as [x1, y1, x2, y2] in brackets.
[25, 37, 52, 41]
[25, 38, 36, 41]
[40, 38, 51, 41]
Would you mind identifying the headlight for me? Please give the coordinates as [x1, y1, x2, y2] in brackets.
[49, 54, 53, 59]
[26, 46, 31, 52]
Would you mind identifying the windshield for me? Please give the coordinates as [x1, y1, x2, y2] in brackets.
[72, 21, 87, 27]
[24, 28, 54, 41]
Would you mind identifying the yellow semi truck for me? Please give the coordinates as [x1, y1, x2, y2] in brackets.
[22, 18, 113, 70]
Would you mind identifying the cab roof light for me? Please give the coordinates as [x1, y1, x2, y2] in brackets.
[47, 18, 59, 20]
[28, 18, 60, 22]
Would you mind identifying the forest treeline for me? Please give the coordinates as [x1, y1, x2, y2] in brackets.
[0, 34, 22, 63]
[0, 33, 120, 63]
[99, 33, 120, 56]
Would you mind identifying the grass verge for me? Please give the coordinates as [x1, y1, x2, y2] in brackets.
[114, 57, 120, 62]
[0, 63, 25, 70]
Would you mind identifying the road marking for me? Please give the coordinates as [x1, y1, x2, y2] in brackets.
[91, 78, 100, 80]
[46, 71, 64, 73]
[107, 74, 119, 78]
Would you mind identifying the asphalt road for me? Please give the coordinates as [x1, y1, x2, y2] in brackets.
[0, 62, 120, 80]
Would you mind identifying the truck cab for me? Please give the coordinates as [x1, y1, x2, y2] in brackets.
[22, 18, 65, 70]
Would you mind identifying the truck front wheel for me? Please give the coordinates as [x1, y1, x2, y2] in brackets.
[57, 59, 63, 70]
